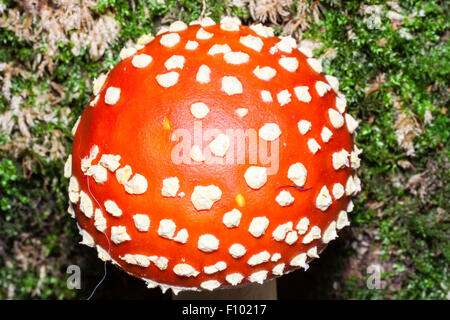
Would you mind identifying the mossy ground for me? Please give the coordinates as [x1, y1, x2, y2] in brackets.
[0, 0, 448, 299]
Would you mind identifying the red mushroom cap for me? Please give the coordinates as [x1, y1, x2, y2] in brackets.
[66, 17, 362, 294]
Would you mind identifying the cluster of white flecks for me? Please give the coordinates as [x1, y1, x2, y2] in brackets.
[68, 16, 362, 294]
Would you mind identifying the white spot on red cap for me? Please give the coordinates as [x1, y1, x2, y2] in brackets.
[240, 34, 264, 52]
[191, 185, 222, 210]
[249, 270, 268, 284]
[277, 89, 292, 106]
[121, 254, 152, 267]
[325, 75, 339, 92]
[247, 251, 270, 266]
[336, 95, 347, 113]
[226, 273, 244, 285]
[307, 246, 319, 258]
[190, 145, 205, 162]
[198, 234, 219, 252]
[196, 65, 211, 83]
[316, 186, 332, 211]
[290, 253, 308, 269]
[332, 149, 350, 170]
[272, 263, 285, 276]
[133, 214, 150, 232]
[111, 226, 131, 244]
[105, 87, 121, 105]
[190, 102, 210, 119]
[132, 54, 152, 68]
[164, 55, 185, 70]
[156, 71, 179, 88]
[285, 230, 298, 245]
[185, 40, 198, 50]
[204, 261, 227, 274]
[64, 155, 72, 178]
[315, 81, 331, 97]
[89, 94, 99, 107]
[229, 243, 246, 258]
[322, 221, 338, 243]
[332, 183, 345, 199]
[297, 120, 311, 135]
[152, 257, 169, 270]
[162, 177, 180, 197]
[200, 17, 216, 27]
[169, 21, 188, 32]
[220, 16, 241, 31]
[249, 24, 274, 38]
[104, 200, 122, 217]
[248, 216, 269, 238]
[158, 219, 176, 239]
[347, 200, 354, 212]
[328, 108, 345, 128]
[275, 190, 295, 206]
[235, 108, 248, 117]
[337, 211, 350, 229]
[294, 86, 312, 103]
[273, 36, 296, 53]
[288, 162, 307, 187]
[221, 76, 243, 95]
[345, 113, 359, 134]
[307, 58, 322, 73]
[296, 217, 310, 235]
[208, 44, 231, 55]
[119, 47, 137, 60]
[271, 253, 281, 262]
[160, 33, 180, 47]
[224, 51, 249, 65]
[116, 165, 132, 184]
[272, 222, 293, 241]
[173, 229, 189, 244]
[99, 154, 121, 172]
[173, 264, 200, 277]
[222, 209, 242, 228]
[68, 177, 80, 203]
[209, 134, 230, 157]
[321, 126, 333, 143]
[79, 191, 93, 218]
[200, 280, 221, 291]
[78, 227, 94, 247]
[94, 208, 106, 232]
[124, 174, 148, 194]
[259, 123, 281, 141]
[261, 90, 273, 102]
[307, 138, 321, 154]
[244, 166, 267, 189]
[253, 66, 277, 81]
[279, 57, 299, 72]
[86, 165, 107, 184]
[93, 74, 107, 96]
[196, 28, 213, 40]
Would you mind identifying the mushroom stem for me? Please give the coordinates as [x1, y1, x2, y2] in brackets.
[171, 279, 278, 300]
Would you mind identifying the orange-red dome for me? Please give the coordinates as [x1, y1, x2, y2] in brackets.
[66, 17, 361, 294]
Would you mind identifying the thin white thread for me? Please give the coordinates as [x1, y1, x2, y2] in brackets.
[79, 155, 112, 300]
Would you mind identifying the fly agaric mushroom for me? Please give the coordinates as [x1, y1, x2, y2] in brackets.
[66, 17, 362, 295]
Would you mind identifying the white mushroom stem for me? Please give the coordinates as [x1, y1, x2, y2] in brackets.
[172, 279, 277, 300]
